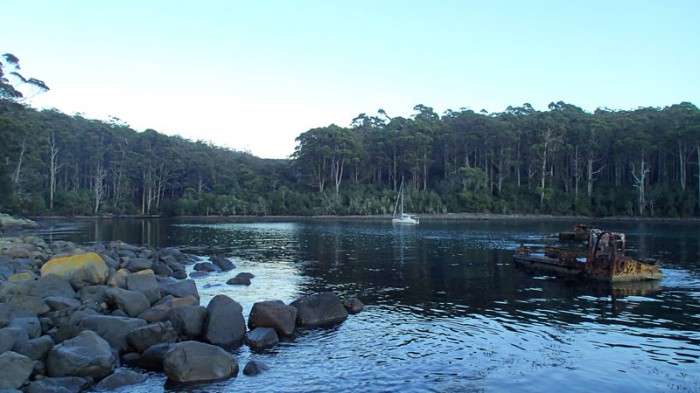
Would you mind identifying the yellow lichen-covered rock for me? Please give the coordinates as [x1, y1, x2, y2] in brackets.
[8, 272, 34, 281]
[41, 252, 108, 290]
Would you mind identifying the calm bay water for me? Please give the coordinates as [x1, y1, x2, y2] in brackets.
[40, 217, 700, 392]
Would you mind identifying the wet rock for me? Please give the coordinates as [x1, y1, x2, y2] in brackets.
[243, 360, 270, 376]
[77, 314, 147, 354]
[226, 272, 254, 285]
[126, 271, 161, 304]
[136, 342, 172, 371]
[244, 327, 279, 351]
[104, 287, 150, 317]
[210, 255, 235, 271]
[342, 297, 365, 314]
[159, 278, 199, 300]
[193, 261, 221, 273]
[0, 351, 34, 389]
[127, 321, 179, 353]
[24, 376, 92, 393]
[163, 341, 238, 383]
[291, 292, 348, 327]
[40, 252, 108, 290]
[166, 304, 206, 339]
[248, 300, 297, 337]
[93, 368, 147, 391]
[189, 271, 210, 279]
[138, 295, 199, 323]
[202, 294, 246, 349]
[46, 330, 117, 378]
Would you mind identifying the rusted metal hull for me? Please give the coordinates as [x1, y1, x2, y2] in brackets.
[514, 227, 663, 283]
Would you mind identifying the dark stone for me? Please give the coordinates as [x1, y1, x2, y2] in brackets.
[243, 360, 270, 376]
[152, 261, 174, 277]
[15, 334, 55, 360]
[123, 256, 153, 272]
[0, 351, 34, 389]
[0, 327, 27, 353]
[172, 270, 188, 280]
[3, 295, 50, 316]
[126, 321, 179, 353]
[137, 342, 172, 371]
[244, 327, 279, 351]
[45, 296, 81, 311]
[137, 295, 199, 323]
[166, 304, 207, 340]
[0, 303, 36, 327]
[226, 272, 254, 285]
[46, 330, 117, 378]
[159, 278, 199, 300]
[189, 271, 210, 279]
[77, 314, 147, 354]
[248, 300, 297, 337]
[9, 316, 41, 339]
[27, 274, 77, 299]
[342, 297, 365, 314]
[126, 272, 161, 304]
[77, 285, 108, 308]
[202, 294, 246, 349]
[24, 376, 92, 393]
[210, 255, 236, 271]
[104, 287, 150, 317]
[291, 292, 348, 327]
[193, 261, 221, 273]
[93, 368, 147, 391]
[163, 341, 238, 383]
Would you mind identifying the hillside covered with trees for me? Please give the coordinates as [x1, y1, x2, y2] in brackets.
[2, 96, 700, 218]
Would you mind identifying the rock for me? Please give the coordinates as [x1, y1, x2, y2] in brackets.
[202, 294, 246, 349]
[9, 316, 41, 339]
[15, 334, 55, 360]
[152, 261, 174, 277]
[46, 330, 117, 378]
[0, 327, 27, 353]
[193, 261, 221, 273]
[244, 327, 279, 351]
[243, 360, 270, 376]
[24, 376, 91, 393]
[104, 287, 150, 317]
[163, 341, 238, 383]
[189, 271, 210, 279]
[0, 303, 36, 327]
[93, 368, 147, 391]
[41, 252, 109, 290]
[77, 285, 108, 308]
[45, 296, 81, 311]
[77, 314, 147, 354]
[210, 255, 235, 271]
[138, 295, 199, 323]
[123, 257, 153, 272]
[291, 292, 348, 327]
[28, 274, 77, 299]
[248, 300, 297, 337]
[136, 342, 172, 371]
[226, 272, 254, 285]
[342, 297, 365, 314]
[2, 295, 50, 316]
[126, 321, 179, 353]
[159, 278, 199, 300]
[166, 305, 207, 340]
[0, 351, 34, 389]
[126, 271, 161, 304]
[172, 270, 188, 280]
[44, 306, 99, 344]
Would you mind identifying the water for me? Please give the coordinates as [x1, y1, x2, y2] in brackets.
[38, 217, 700, 392]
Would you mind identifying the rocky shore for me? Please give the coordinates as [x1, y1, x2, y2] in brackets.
[0, 234, 364, 391]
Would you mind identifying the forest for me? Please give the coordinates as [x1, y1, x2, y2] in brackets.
[2, 96, 700, 218]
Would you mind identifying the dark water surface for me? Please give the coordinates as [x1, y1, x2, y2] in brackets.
[40, 217, 700, 392]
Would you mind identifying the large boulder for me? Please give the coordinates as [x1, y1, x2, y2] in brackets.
[0, 351, 34, 389]
[163, 341, 238, 383]
[136, 342, 172, 371]
[2, 294, 50, 316]
[93, 368, 147, 391]
[248, 300, 297, 337]
[159, 278, 199, 300]
[0, 303, 36, 327]
[126, 321, 179, 353]
[126, 271, 161, 304]
[166, 304, 207, 340]
[0, 326, 28, 353]
[41, 252, 108, 290]
[291, 292, 348, 327]
[137, 295, 199, 323]
[46, 330, 117, 378]
[15, 334, 55, 360]
[104, 287, 150, 317]
[202, 294, 246, 349]
[244, 327, 279, 351]
[77, 314, 147, 354]
[24, 376, 92, 393]
[210, 255, 235, 271]
[9, 315, 41, 339]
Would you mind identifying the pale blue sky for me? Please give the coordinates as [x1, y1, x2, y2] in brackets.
[4, 1, 699, 158]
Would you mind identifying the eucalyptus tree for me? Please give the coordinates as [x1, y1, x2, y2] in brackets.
[0, 53, 49, 102]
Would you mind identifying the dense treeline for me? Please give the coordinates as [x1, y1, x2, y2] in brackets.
[1, 99, 700, 218]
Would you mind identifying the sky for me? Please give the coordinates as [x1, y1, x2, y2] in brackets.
[4, 1, 699, 159]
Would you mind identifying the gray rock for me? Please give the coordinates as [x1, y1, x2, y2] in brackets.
[342, 297, 365, 314]
[0, 303, 36, 327]
[123, 257, 153, 272]
[202, 294, 246, 349]
[47, 330, 117, 378]
[291, 292, 348, 327]
[243, 360, 270, 376]
[163, 341, 238, 383]
[226, 272, 254, 285]
[93, 368, 147, 391]
[9, 316, 41, 339]
[126, 272, 161, 304]
[244, 327, 279, 351]
[104, 287, 150, 317]
[0, 327, 26, 353]
[193, 261, 221, 272]
[15, 334, 55, 360]
[166, 305, 207, 340]
[45, 296, 81, 311]
[159, 278, 199, 300]
[137, 295, 199, 323]
[210, 255, 236, 271]
[3, 295, 50, 316]
[0, 351, 34, 389]
[248, 300, 297, 337]
[136, 342, 172, 371]
[24, 376, 91, 393]
[77, 285, 108, 307]
[77, 314, 147, 354]
[126, 321, 179, 353]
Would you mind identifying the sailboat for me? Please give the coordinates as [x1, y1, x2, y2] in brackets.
[392, 178, 419, 225]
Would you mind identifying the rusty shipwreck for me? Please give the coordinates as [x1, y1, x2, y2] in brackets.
[513, 226, 662, 283]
